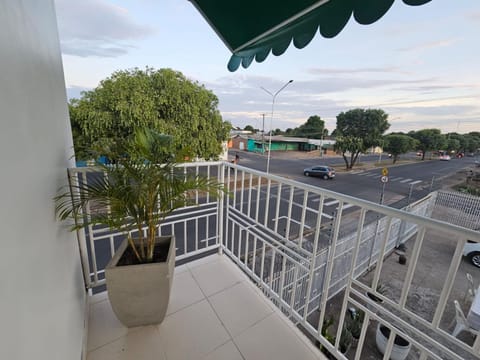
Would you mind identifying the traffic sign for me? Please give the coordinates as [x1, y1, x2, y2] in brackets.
[382, 167, 389, 176]
[381, 176, 389, 183]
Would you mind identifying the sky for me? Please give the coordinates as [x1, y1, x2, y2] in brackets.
[55, 0, 480, 135]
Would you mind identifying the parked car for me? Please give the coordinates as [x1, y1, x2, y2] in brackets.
[439, 154, 451, 161]
[303, 165, 335, 179]
[464, 241, 480, 268]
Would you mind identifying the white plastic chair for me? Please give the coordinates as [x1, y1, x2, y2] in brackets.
[452, 300, 480, 338]
[467, 273, 477, 295]
[464, 273, 477, 304]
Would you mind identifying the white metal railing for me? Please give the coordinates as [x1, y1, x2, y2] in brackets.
[72, 161, 480, 359]
[222, 163, 480, 360]
[68, 161, 224, 289]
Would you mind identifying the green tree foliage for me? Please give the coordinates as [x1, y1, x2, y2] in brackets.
[244, 125, 255, 132]
[334, 136, 364, 169]
[69, 67, 231, 161]
[334, 108, 390, 169]
[464, 132, 480, 153]
[292, 115, 325, 139]
[383, 134, 417, 164]
[446, 133, 466, 152]
[446, 138, 461, 153]
[409, 129, 446, 160]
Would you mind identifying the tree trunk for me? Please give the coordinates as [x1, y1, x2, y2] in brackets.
[342, 153, 350, 170]
[351, 151, 360, 168]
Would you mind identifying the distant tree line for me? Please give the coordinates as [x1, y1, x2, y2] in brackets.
[243, 110, 479, 170]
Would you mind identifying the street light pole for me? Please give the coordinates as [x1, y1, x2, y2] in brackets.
[261, 113, 266, 154]
[260, 80, 293, 173]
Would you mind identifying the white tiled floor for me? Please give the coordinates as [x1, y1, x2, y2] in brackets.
[87, 254, 326, 360]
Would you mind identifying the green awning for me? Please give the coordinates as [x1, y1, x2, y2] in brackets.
[189, 0, 432, 71]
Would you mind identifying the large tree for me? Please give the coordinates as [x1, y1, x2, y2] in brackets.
[292, 115, 325, 139]
[69, 67, 230, 160]
[409, 129, 446, 160]
[383, 134, 417, 164]
[334, 108, 390, 169]
[464, 132, 480, 153]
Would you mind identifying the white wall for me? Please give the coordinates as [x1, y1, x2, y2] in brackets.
[0, 1, 86, 359]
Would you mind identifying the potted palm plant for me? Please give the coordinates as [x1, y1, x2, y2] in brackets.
[55, 128, 223, 327]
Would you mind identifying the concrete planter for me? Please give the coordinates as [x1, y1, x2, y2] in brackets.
[105, 236, 175, 327]
[375, 323, 411, 360]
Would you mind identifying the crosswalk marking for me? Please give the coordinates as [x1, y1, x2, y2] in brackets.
[324, 199, 339, 206]
[409, 180, 422, 185]
[356, 173, 425, 186]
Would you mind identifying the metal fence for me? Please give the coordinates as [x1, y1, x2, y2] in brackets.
[71, 161, 480, 360]
[433, 190, 480, 230]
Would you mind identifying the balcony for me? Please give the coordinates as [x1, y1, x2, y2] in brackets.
[72, 161, 480, 360]
[87, 254, 323, 359]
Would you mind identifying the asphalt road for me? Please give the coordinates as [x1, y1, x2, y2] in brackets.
[232, 150, 476, 206]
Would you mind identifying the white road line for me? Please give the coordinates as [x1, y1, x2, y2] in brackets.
[391, 177, 403, 181]
[373, 175, 382, 178]
[339, 204, 356, 210]
[409, 180, 422, 185]
[275, 216, 312, 229]
[365, 173, 376, 177]
[400, 178, 413, 183]
[324, 200, 339, 206]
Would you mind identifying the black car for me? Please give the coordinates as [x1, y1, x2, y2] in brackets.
[303, 166, 335, 179]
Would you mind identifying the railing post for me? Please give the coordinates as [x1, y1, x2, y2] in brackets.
[68, 168, 92, 289]
[218, 162, 226, 255]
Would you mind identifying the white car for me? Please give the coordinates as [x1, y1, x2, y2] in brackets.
[464, 242, 480, 268]
[439, 155, 451, 161]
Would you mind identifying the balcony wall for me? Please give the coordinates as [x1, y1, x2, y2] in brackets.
[0, 2, 85, 359]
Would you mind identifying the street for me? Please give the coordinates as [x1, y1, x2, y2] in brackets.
[233, 150, 476, 206]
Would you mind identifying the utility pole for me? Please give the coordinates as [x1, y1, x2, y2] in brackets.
[261, 113, 266, 154]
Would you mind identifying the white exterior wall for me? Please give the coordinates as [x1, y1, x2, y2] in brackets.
[0, 1, 85, 359]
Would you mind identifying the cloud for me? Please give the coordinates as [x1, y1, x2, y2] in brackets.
[375, 94, 480, 107]
[393, 84, 477, 93]
[306, 66, 408, 75]
[397, 38, 459, 52]
[385, 104, 477, 117]
[196, 72, 476, 132]
[466, 12, 480, 22]
[55, 0, 153, 57]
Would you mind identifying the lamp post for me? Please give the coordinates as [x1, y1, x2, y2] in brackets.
[260, 80, 293, 173]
